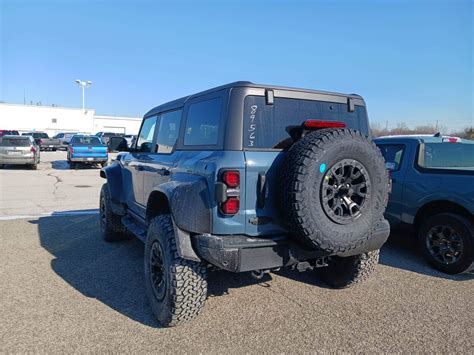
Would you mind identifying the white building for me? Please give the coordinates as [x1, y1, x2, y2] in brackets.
[0, 102, 142, 136]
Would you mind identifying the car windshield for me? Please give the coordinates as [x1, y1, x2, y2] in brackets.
[71, 136, 102, 146]
[0, 138, 31, 147]
[419, 142, 474, 169]
[32, 133, 49, 139]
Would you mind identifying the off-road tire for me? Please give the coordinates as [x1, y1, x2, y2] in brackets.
[99, 183, 127, 242]
[145, 215, 207, 327]
[418, 213, 474, 274]
[317, 250, 380, 288]
[280, 128, 389, 253]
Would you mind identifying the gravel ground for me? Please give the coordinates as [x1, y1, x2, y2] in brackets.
[0, 152, 473, 353]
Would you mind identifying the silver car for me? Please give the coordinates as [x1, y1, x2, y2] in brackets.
[0, 135, 40, 169]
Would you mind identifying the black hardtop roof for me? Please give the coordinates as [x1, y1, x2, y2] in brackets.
[144, 81, 363, 117]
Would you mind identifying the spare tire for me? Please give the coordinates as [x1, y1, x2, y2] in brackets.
[280, 128, 389, 253]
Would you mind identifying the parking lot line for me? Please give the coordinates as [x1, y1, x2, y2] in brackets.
[0, 209, 99, 221]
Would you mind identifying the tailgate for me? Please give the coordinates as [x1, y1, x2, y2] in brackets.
[71, 146, 107, 157]
[243, 151, 287, 236]
[0, 146, 32, 158]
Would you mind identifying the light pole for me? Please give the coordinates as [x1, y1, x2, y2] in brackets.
[75, 79, 92, 112]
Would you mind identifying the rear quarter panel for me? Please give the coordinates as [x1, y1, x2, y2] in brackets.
[172, 150, 247, 235]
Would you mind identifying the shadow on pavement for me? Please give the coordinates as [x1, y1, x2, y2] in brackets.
[33, 213, 472, 328]
[50, 160, 103, 170]
[32, 213, 270, 327]
[0, 164, 35, 170]
[379, 232, 474, 281]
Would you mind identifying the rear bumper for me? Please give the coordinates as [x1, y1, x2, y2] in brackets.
[70, 156, 108, 163]
[40, 144, 61, 149]
[0, 156, 36, 165]
[193, 219, 390, 272]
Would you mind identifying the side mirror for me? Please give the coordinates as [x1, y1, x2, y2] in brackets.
[108, 137, 129, 152]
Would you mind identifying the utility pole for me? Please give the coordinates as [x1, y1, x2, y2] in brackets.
[75, 79, 92, 112]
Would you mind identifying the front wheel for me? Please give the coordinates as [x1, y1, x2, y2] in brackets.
[316, 250, 380, 288]
[418, 213, 474, 274]
[144, 215, 207, 327]
[99, 184, 127, 242]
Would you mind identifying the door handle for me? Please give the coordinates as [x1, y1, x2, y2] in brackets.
[157, 168, 170, 176]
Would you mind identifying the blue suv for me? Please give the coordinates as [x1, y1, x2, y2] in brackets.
[100, 82, 390, 326]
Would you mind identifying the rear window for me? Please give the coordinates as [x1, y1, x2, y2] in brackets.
[378, 144, 405, 171]
[0, 138, 31, 147]
[243, 96, 368, 149]
[33, 133, 49, 139]
[184, 97, 222, 146]
[70, 136, 102, 146]
[418, 143, 474, 169]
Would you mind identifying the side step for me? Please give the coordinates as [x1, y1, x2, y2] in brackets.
[122, 215, 147, 242]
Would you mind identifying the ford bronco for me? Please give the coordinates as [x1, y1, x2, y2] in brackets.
[100, 81, 390, 326]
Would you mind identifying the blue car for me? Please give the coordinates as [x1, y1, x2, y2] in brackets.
[375, 134, 474, 274]
[67, 135, 108, 169]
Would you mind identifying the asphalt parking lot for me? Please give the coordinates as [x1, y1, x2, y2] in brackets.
[1, 151, 473, 353]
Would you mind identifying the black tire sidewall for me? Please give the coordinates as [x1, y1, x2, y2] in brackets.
[283, 129, 388, 252]
[418, 213, 474, 274]
[144, 220, 173, 325]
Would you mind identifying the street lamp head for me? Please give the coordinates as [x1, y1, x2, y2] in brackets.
[87, 81, 92, 85]
[75, 79, 81, 85]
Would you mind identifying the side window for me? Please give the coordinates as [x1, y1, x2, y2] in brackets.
[156, 110, 182, 153]
[378, 144, 405, 171]
[184, 97, 222, 146]
[136, 116, 158, 152]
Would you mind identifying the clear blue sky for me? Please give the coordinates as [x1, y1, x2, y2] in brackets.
[1, 0, 472, 131]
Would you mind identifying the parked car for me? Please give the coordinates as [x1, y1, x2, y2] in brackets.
[0, 130, 20, 137]
[95, 132, 123, 145]
[53, 132, 82, 149]
[0, 135, 40, 169]
[375, 134, 474, 274]
[99, 81, 390, 327]
[22, 132, 62, 151]
[124, 134, 137, 148]
[67, 135, 108, 169]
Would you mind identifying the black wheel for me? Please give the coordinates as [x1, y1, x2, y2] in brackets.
[30, 164, 37, 170]
[0, 164, 4, 169]
[280, 128, 389, 253]
[418, 213, 474, 274]
[69, 161, 76, 169]
[145, 214, 207, 327]
[317, 250, 379, 288]
[52, 148, 57, 151]
[100, 162, 107, 168]
[99, 184, 127, 242]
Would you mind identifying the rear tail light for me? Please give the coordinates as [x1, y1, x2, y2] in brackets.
[30, 146, 37, 153]
[303, 120, 346, 129]
[222, 170, 240, 188]
[442, 137, 462, 143]
[69, 147, 74, 154]
[219, 170, 240, 215]
[221, 197, 240, 215]
[106, 147, 109, 154]
[38, 139, 43, 144]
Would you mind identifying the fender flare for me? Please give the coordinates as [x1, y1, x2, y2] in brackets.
[148, 179, 213, 262]
[100, 163, 126, 215]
